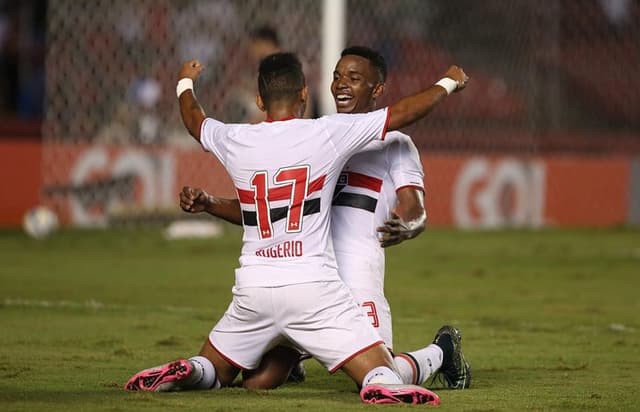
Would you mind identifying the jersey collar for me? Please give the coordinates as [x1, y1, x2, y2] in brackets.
[266, 116, 297, 122]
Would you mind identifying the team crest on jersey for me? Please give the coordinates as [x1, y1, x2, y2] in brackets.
[332, 171, 381, 213]
[334, 173, 348, 200]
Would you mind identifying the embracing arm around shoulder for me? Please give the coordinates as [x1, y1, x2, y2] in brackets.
[376, 187, 426, 248]
[387, 65, 469, 131]
[177, 60, 207, 141]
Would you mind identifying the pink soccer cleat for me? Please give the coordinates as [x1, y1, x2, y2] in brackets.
[360, 384, 441, 405]
[125, 359, 193, 392]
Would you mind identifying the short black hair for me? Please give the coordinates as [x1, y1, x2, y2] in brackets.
[250, 25, 280, 47]
[258, 52, 305, 107]
[341, 46, 387, 82]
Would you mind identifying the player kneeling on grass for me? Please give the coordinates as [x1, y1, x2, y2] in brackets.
[125, 51, 467, 404]
[180, 46, 471, 392]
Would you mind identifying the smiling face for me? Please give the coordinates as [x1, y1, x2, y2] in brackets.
[331, 54, 384, 114]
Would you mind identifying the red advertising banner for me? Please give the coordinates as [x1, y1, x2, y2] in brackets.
[40, 143, 235, 226]
[0, 140, 42, 226]
[0, 140, 634, 228]
[424, 154, 629, 228]
[543, 156, 629, 227]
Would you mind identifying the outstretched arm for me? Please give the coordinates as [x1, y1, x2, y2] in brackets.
[388, 65, 468, 131]
[376, 187, 426, 248]
[179, 186, 243, 225]
[177, 60, 206, 141]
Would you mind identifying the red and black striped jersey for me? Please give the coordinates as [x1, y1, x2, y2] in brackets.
[332, 131, 425, 291]
[199, 108, 390, 287]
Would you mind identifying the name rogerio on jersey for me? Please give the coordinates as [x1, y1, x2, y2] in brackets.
[255, 240, 303, 258]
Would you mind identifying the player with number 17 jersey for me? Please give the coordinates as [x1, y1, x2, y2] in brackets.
[199, 108, 390, 288]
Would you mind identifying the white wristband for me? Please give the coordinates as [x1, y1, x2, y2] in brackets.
[435, 77, 457, 95]
[176, 78, 194, 98]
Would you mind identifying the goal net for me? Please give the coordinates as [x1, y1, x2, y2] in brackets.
[43, 0, 639, 226]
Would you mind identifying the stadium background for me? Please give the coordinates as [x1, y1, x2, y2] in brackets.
[1, 0, 639, 229]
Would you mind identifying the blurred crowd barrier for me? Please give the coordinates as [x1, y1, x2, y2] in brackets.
[2, 0, 639, 227]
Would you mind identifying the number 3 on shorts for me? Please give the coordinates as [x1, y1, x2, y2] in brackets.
[361, 301, 380, 328]
[250, 165, 310, 239]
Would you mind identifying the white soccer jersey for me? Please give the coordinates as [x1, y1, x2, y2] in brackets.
[200, 108, 390, 287]
[331, 131, 424, 347]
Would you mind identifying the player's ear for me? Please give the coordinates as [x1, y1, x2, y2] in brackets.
[372, 82, 385, 99]
[255, 94, 266, 112]
[299, 86, 309, 118]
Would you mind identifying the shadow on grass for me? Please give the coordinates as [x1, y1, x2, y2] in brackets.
[0, 384, 362, 404]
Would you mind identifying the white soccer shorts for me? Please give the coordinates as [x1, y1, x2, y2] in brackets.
[208, 280, 384, 372]
[349, 287, 393, 350]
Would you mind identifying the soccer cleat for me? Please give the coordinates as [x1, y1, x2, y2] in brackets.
[431, 325, 471, 389]
[124, 359, 193, 392]
[360, 384, 441, 405]
[287, 361, 306, 383]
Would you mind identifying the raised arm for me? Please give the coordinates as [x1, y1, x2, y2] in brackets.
[179, 186, 243, 225]
[387, 65, 468, 131]
[376, 187, 426, 248]
[177, 60, 206, 141]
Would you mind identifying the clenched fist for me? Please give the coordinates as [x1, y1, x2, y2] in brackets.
[443, 65, 469, 92]
[179, 186, 210, 213]
[179, 60, 204, 82]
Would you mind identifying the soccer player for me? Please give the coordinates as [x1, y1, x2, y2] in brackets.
[125, 52, 467, 404]
[179, 46, 471, 391]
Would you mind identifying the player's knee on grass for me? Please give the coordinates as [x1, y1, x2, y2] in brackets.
[242, 368, 289, 389]
[242, 345, 301, 389]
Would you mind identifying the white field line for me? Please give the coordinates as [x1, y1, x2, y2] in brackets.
[1, 297, 204, 314]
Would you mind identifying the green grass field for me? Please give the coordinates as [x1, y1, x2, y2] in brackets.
[1, 226, 639, 411]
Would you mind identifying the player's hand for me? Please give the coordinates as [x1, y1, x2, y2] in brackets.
[179, 60, 204, 81]
[443, 65, 469, 92]
[179, 186, 210, 213]
[376, 212, 422, 248]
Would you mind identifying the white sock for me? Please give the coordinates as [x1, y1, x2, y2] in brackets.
[394, 344, 443, 385]
[187, 356, 220, 389]
[362, 366, 403, 387]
